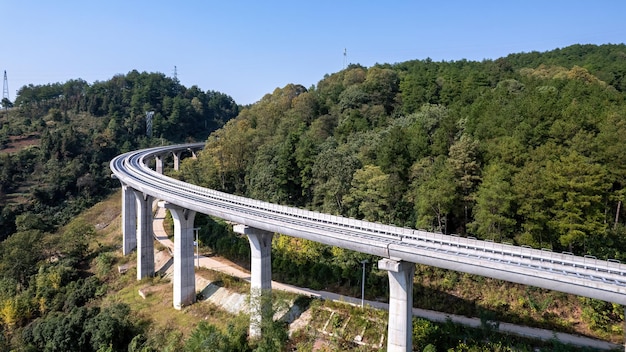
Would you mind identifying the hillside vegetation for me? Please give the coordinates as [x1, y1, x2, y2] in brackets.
[0, 70, 239, 241]
[1, 44, 626, 351]
[184, 44, 626, 256]
[178, 43, 626, 342]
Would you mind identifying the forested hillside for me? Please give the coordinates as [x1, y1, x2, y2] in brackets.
[2, 44, 626, 351]
[174, 45, 626, 347]
[0, 70, 239, 240]
[182, 43, 626, 259]
[0, 70, 239, 351]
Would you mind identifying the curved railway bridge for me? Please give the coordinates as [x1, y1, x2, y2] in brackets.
[111, 143, 626, 352]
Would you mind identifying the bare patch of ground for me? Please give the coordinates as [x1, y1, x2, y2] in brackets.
[1, 134, 40, 153]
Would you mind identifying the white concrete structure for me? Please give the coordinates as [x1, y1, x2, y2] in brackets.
[161, 201, 197, 309]
[173, 150, 182, 171]
[132, 190, 154, 279]
[155, 154, 164, 174]
[234, 225, 274, 338]
[111, 143, 626, 351]
[379, 258, 415, 352]
[121, 184, 137, 255]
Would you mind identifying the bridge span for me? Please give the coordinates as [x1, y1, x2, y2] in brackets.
[111, 143, 626, 352]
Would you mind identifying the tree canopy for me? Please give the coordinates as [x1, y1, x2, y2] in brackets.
[0, 70, 239, 241]
[3, 43, 626, 351]
[184, 43, 626, 257]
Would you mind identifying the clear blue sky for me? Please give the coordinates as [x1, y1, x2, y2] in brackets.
[2, 1, 625, 105]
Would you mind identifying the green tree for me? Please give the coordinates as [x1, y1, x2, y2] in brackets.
[84, 304, 135, 352]
[413, 104, 456, 157]
[447, 134, 481, 232]
[0, 230, 44, 285]
[513, 142, 567, 247]
[60, 219, 96, 261]
[251, 292, 288, 352]
[273, 131, 303, 204]
[184, 322, 231, 352]
[595, 112, 626, 225]
[311, 139, 361, 214]
[343, 165, 393, 223]
[468, 163, 516, 241]
[376, 125, 412, 182]
[412, 157, 457, 233]
[362, 66, 399, 113]
[200, 119, 257, 193]
[545, 151, 610, 251]
[24, 307, 94, 352]
[1, 98, 12, 109]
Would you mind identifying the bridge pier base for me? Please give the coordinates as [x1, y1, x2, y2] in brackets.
[161, 202, 197, 309]
[121, 184, 137, 255]
[188, 147, 198, 159]
[155, 154, 164, 174]
[235, 225, 273, 339]
[133, 191, 155, 280]
[379, 258, 415, 352]
[173, 151, 182, 171]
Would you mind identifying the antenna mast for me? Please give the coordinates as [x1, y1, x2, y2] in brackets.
[343, 48, 347, 69]
[2, 71, 8, 102]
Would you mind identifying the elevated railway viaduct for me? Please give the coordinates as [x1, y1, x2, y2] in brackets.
[111, 143, 626, 351]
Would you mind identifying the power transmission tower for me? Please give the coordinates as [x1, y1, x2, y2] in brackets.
[146, 111, 155, 137]
[172, 66, 180, 94]
[2, 71, 8, 101]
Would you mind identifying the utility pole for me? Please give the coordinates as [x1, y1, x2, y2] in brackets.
[194, 227, 200, 268]
[361, 259, 368, 308]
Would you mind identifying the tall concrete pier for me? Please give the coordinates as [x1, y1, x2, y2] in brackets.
[121, 184, 137, 255]
[161, 202, 198, 309]
[133, 190, 155, 279]
[155, 154, 164, 174]
[173, 150, 182, 171]
[235, 225, 274, 338]
[379, 258, 415, 352]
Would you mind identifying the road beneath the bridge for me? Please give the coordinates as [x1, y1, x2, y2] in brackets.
[151, 206, 619, 350]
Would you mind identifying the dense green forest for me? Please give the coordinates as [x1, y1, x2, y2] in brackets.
[2, 44, 626, 351]
[179, 43, 626, 349]
[182, 43, 626, 258]
[0, 71, 239, 350]
[0, 70, 239, 240]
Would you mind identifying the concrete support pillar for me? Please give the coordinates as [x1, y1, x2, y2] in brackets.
[160, 201, 197, 309]
[133, 190, 154, 280]
[378, 258, 415, 352]
[155, 154, 164, 174]
[234, 224, 273, 339]
[172, 151, 182, 171]
[121, 184, 137, 255]
[188, 148, 198, 159]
